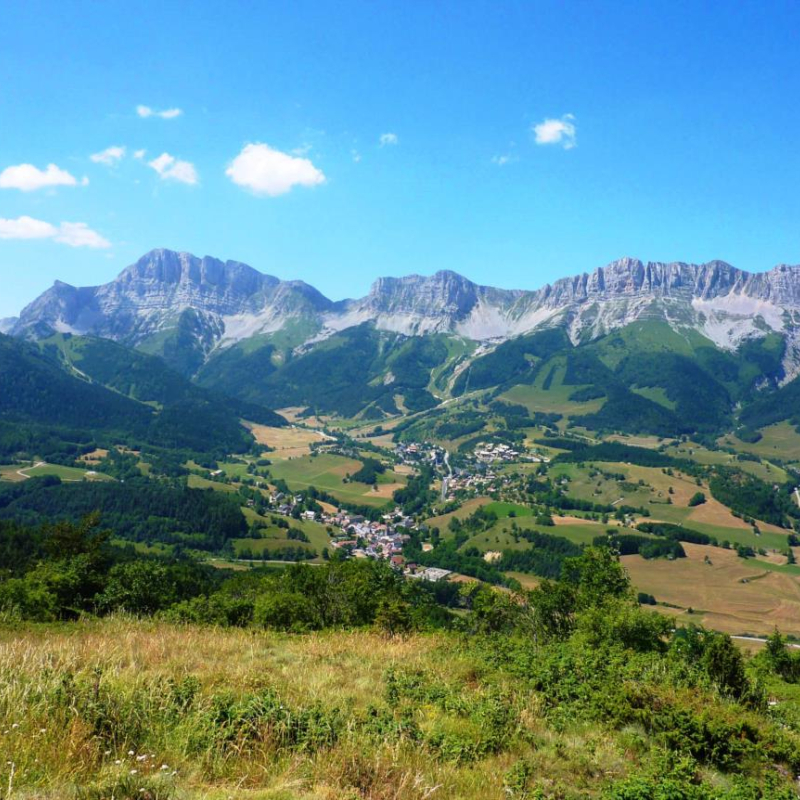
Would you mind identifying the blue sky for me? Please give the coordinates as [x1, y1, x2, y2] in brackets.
[1, 0, 799, 318]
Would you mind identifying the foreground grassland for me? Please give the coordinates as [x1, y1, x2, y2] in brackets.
[2, 617, 799, 800]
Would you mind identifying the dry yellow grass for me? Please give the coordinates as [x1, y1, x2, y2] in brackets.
[605, 434, 665, 449]
[552, 515, 598, 527]
[372, 481, 405, 498]
[0, 464, 28, 482]
[623, 543, 800, 636]
[425, 497, 492, 530]
[623, 464, 700, 506]
[3, 619, 542, 800]
[78, 448, 110, 464]
[244, 422, 329, 459]
[685, 496, 787, 535]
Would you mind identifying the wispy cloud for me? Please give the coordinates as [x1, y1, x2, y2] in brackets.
[136, 104, 183, 120]
[491, 154, 516, 167]
[90, 145, 126, 166]
[352, 149, 362, 163]
[148, 152, 198, 185]
[379, 132, 398, 147]
[226, 143, 325, 197]
[0, 215, 110, 247]
[0, 163, 85, 191]
[54, 222, 111, 248]
[533, 114, 576, 149]
[133, 149, 146, 160]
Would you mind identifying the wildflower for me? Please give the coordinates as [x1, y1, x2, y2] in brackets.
[115, 760, 122, 765]
[130, 769, 138, 775]
[11, 723, 19, 729]
[160, 764, 169, 770]
[136, 754, 147, 762]
[128, 749, 135, 756]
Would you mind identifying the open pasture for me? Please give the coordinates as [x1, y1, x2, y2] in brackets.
[268, 452, 404, 507]
[500, 359, 606, 418]
[0, 464, 29, 482]
[5, 461, 115, 482]
[426, 496, 493, 531]
[462, 516, 606, 552]
[244, 422, 330, 459]
[666, 440, 789, 483]
[720, 421, 800, 464]
[623, 542, 800, 637]
[187, 474, 239, 493]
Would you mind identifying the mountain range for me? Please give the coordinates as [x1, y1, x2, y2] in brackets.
[8, 248, 800, 372]
[5, 248, 800, 432]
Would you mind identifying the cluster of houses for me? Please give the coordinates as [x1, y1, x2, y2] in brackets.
[472, 441, 550, 465]
[395, 441, 444, 466]
[472, 441, 521, 463]
[268, 487, 455, 582]
[325, 509, 416, 560]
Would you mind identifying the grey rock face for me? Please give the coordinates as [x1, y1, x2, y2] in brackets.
[10, 249, 800, 378]
[13, 249, 331, 345]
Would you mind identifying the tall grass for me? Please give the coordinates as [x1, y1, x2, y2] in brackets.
[0, 617, 795, 799]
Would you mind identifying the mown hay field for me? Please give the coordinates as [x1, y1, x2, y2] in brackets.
[623, 542, 800, 637]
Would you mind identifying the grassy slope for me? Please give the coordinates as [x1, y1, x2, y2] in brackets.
[268, 453, 405, 507]
[720, 421, 800, 464]
[3, 617, 796, 799]
[233, 513, 333, 558]
[624, 542, 800, 637]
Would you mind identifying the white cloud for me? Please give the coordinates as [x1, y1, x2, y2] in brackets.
[136, 104, 183, 119]
[533, 114, 576, 149]
[225, 143, 326, 197]
[491, 154, 516, 166]
[352, 149, 362, 163]
[133, 149, 146, 160]
[0, 216, 57, 239]
[379, 132, 398, 147]
[0, 163, 82, 191]
[148, 152, 198, 185]
[0, 216, 109, 247]
[91, 145, 126, 166]
[54, 222, 111, 248]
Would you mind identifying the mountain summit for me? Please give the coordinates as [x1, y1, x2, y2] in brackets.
[11, 249, 800, 379]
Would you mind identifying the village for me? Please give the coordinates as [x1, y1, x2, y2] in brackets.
[224, 427, 560, 581]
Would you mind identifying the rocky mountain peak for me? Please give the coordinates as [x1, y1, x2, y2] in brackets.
[10, 249, 800, 380]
